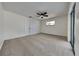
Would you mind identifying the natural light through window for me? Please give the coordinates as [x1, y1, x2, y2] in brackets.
[46, 20, 55, 25]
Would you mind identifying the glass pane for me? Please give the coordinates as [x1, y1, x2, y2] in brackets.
[46, 21, 55, 25]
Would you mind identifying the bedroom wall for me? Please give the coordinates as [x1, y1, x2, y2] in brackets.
[0, 3, 4, 39]
[75, 3, 79, 55]
[76, 19, 79, 41]
[40, 15, 68, 37]
[0, 3, 4, 50]
[75, 17, 79, 55]
[3, 10, 40, 40]
[3, 10, 28, 40]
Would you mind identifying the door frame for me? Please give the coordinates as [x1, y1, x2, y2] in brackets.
[70, 2, 76, 56]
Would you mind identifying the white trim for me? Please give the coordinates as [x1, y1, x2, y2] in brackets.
[3, 34, 28, 40]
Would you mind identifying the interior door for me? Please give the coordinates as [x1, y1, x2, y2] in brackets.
[29, 19, 40, 35]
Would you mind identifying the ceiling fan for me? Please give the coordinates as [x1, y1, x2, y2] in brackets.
[36, 11, 48, 18]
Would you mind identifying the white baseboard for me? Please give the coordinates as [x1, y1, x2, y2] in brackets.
[4, 33, 40, 40]
[4, 34, 28, 40]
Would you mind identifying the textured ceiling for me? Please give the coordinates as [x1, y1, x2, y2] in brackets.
[2, 2, 70, 19]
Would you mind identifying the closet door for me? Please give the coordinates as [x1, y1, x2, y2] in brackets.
[29, 19, 40, 35]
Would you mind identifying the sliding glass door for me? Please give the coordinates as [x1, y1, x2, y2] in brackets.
[70, 3, 76, 56]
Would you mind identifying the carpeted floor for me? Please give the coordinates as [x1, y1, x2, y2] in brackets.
[0, 33, 73, 56]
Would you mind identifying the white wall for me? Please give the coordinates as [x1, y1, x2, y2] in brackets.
[75, 18, 79, 55]
[75, 3, 79, 55]
[0, 3, 4, 50]
[0, 3, 3, 38]
[3, 10, 40, 40]
[76, 19, 79, 41]
[3, 10, 28, 40]
[40, 16, 67, 36]
[75, 3, 79, 43]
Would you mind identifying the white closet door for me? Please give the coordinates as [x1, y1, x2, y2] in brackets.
[29, 19, 40, 35]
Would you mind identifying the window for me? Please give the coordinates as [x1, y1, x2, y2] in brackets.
[46, 20, 55, 25]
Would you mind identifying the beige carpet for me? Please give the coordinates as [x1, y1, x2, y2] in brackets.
[0, 33, 73, 56]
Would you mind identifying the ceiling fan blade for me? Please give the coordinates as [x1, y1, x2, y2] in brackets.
[36, 14, 41, 17]
[44, 12, 47, 14]
[36, 13, 41, 16]
[37, 13, 41, 15]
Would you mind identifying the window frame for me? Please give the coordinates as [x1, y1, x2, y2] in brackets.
[46, 20, 55, 26]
